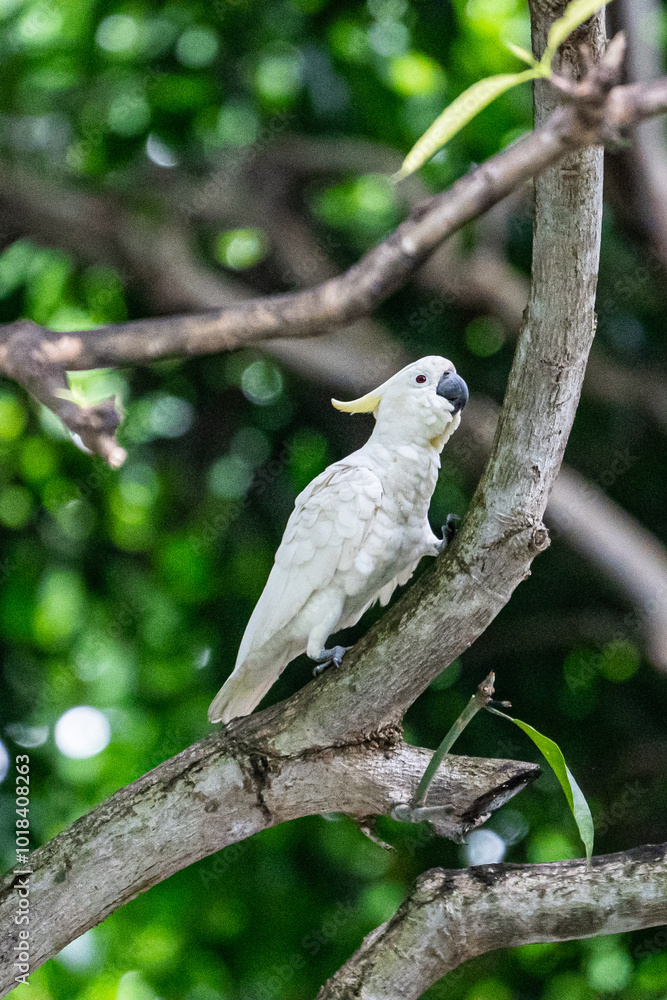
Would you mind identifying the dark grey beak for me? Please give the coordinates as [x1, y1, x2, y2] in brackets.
[436, 370, 468, 414]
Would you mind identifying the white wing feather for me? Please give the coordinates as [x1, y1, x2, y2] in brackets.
[235, 463, 383, 665]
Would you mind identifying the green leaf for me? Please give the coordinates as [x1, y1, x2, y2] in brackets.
[504, 41, 540, 68]
[489, 708, 594, 862]
[59, 369, 125, 409]
[394, 68, 540, 180]
[394, 0, 615, 180]
[541, 0, 614, 70]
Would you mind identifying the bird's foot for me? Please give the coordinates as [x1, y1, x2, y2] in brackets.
[312, 645, 351, 677]
[437, 513, 460, 553]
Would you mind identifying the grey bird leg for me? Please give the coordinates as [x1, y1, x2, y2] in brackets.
[312, 645, 352, 677]
[437, 513, 460, 553]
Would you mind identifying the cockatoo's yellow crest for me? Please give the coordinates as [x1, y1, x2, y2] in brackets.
[331, 370, 401, 414]
[331, 391, 381, 414]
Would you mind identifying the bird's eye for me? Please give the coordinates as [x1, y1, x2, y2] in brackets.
[415, 374, 427, 384]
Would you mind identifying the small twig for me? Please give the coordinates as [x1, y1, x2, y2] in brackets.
[391, 672, 498, 827]
[411, 672, 496, 810]
[3, 320, 126, 467]
[354, 817, 395, 852]
[550, 32, 627, 113]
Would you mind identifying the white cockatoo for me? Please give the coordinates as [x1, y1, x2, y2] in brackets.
[208, 355, 468, 724]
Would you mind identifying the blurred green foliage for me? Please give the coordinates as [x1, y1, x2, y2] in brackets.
[0, 0, 666, 998]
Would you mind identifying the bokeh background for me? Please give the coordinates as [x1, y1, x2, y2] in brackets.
[0, 0, 666, 998]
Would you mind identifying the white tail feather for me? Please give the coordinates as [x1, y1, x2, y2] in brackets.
[208, 648, 293, 724]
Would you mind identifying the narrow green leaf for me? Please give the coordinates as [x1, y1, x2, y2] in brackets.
[504, 41, 540, 68]
[394, 0, 615, 180]
[488, 707, 594, 862]
[542, 0, 613, 70]
[394, 68, 539, 180]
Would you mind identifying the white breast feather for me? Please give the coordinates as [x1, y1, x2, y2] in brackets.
[235, 463, 383, 665]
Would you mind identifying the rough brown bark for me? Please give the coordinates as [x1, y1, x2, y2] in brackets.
[0, 742, 537, 995]
[318, 844, 667, 999]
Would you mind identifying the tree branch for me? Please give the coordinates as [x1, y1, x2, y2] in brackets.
[2, 68, 667, 461]
[318, 844, 667, 999]
[8, 137, 667, 440]
[0, 740, 537, 995]
[2, 322, 127, 467]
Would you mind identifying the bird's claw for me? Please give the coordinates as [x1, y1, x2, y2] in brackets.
[437, 513, 460, 552]
[312, 645, 351, 677]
